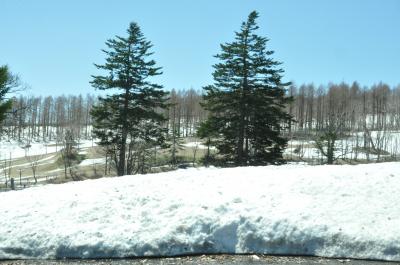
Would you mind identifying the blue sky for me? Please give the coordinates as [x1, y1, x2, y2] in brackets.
[1, 0, 399, 95]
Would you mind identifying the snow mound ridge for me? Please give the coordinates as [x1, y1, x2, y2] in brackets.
[0, 163, 400, 260]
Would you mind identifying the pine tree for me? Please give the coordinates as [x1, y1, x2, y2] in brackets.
[91, 22, 168, 176]
[197, 119, 218, 166]
[202, 11, 293, 166]
[169, 126, 184, 167]
[0, 66, 16, 125]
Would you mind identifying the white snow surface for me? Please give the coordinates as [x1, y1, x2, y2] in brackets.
[183, 142, 215, 150]
[0, 139, 95, 160]
[1, 163, 400, 260]
[79, 158, 106, 166]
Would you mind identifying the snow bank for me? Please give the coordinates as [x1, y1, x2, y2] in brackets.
[0, 163, 400, 260]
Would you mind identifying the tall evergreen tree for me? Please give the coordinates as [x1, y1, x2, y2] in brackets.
[91, 22, 168, 176]
[0, 65, 16, 125]
[201, 11, 292, 166]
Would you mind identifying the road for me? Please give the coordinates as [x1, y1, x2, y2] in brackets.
[1, 255, 399, 265]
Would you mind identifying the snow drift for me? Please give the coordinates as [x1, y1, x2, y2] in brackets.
[0, 163, 399, 261]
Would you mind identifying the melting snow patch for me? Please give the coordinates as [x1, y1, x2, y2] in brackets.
[79, 158, 106, 166]
[0, 163, 399, 260]
[183, 142, 215, 150]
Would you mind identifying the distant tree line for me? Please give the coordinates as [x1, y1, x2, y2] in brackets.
[2, 81, 400, 168]
[287, 82, 400, 164]
[288, 82, 400, 133]
[3, 82, 400, 140]
[1, 94, 96, 143]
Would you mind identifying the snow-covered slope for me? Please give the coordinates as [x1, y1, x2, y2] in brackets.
[0, 163, 399, 261]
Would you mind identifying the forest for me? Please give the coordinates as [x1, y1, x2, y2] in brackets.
[1, 81, 399, 163]
[0, 11, 399, 189]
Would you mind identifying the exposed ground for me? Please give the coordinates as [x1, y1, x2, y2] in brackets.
[0, 138, 212, 191]
[0, 255, 399, 265]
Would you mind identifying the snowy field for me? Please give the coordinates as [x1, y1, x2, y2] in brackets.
[183, 142, 215, 150]
[0, 163, 399, 261]
[0, 139, 96, 160]
[285, 131, 400, 161]
[79, 158, 106, 166]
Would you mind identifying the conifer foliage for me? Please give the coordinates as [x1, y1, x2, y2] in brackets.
[201, 11, 292, 166]
[91, 22, 168, 176]
[0, 66, 16, 124]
